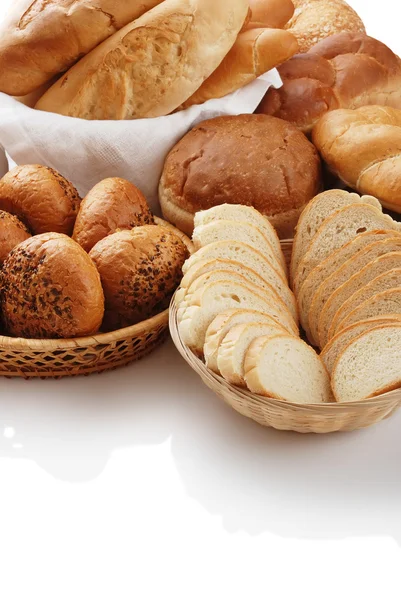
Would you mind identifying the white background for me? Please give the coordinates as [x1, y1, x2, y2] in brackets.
[1, 1, 401, 599]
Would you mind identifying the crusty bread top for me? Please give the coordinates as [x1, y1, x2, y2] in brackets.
[0, 210, 31, 265]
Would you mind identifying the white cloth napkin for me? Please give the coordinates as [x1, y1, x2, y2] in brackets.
[0, 69, 281, 214]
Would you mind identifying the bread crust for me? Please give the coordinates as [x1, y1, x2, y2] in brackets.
[0, 211, 31, 264]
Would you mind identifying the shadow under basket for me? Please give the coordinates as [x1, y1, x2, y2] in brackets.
[0, 218, 193, 379]
[169, 239, 401, 434]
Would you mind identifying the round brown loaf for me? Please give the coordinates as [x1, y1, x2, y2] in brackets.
[0, 211, 31, 264]
[0, 165, 81, 236]
[1, 233, 104, 339]
[72, 177, 154, 252]
[89, 225, 189, 331]
[159, 114, 322, 239]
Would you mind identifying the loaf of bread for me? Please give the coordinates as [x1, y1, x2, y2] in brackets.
[35, 0, 249, 120]
[159, 114, 322, 239]
[243, 0, 294, 30]
[1, 233, 104, 339]
[285, 0, 365, 53]
[73, 177, 153, 252]
[0, 211, 31, 265]
[313, 106, 401, 213]
[258, 33, 401, 133]
[0, 0, 165, 96]
[0, 165, 81, 236]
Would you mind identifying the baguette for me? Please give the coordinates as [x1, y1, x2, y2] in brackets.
[243, 0, 295, 30]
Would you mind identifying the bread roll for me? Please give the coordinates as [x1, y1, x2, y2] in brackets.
[285, 0, 365, 53]
[36, 0, 249, 120]
[0, 165, 81, 236]
[73, 178, 153, 252]
[0, 0, 165, 96]
[243, 0, 294, 30]
[0, 211, 31, 265]
[312, 106, 401, 213]
[258, 33, 401, 133]
[1, 233, 104, 339]
[89, 225, 189, 331]
[159, 114, 322, 239]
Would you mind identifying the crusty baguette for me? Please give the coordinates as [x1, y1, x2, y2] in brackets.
[243, 0, 295, 30]
[36, 0, 249, 119]
[0, 0, 165, 96]
[180, 28, 298, 109]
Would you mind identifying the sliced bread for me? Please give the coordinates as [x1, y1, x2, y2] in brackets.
[217, 322, 287, 386]
[204, 309, 285, 373]
[335, 288, 401, 335]
[244, 334, 333, 404]
[331, 325, 401, 403]
[290, 190, 381, 284]
[321, 317, 401, 375]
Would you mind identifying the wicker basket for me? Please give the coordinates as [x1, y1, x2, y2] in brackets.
[0, 218, 193, 379]
[169, 239, 401, 434]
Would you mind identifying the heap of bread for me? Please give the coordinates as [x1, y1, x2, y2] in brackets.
[0, 165, 189, 339]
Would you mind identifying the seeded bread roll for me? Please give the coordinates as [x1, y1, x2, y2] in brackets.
[0, 165, 81, 236]
[1, 233, 104, 339]
[0, 211, 31, 265]
[73, 177, 153, 252]
[89, 225, 189, 331]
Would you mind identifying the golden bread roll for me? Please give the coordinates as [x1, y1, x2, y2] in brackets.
[0, 211, 31, 264]
[35, 0, 249, 120]
[0, 0, 165, 96]
[243, 0, 294, 30]
[285, 0, 365, 53]
[312, 105, 401, 213]
[258, 33, 401, 133]
[1, 233, 104, 339]
[159, 114, 322, 238]
[73, 177, 154, 252]
[0, 165, 81, 236]
[180, 28, 298, 110]
[89, 225, 189, 331]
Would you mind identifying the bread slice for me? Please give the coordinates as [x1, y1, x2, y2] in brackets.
[178, 280, 298, 354]
[192, 220, 287, 275]
[218, 321, 287, 386]
[308, 237, 401, 346]
[176, 267, 259, 304]
[294, 205, 399, 293]
[178, 258, 297, 318]
[335, 288, 401, 335]
[204, 309, 285, 373]
[321, 317, 401, 375]
[331, 325, 401, 403]
[290, 190, 381, 284]
[296, 230, 399, 339]
[193, 204, 283, 264]
[326, 257, 401, 343]
[244, 334, 334, 404]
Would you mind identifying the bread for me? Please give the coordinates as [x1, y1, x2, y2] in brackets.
[1, 233, 104, 339]
[243, 0, 295, 30]
[331, 325, 401, 403]
[285, 0, 365, 53]
[159, 114, 322, 239]
[334, 288, 401, 336]
[192, 220, 287, 275]
[294, 204, 400, 294]
[0, 0, 165, 96]
[204, 308, 284, 373]
[218, 321, 287, 386]
[312, 106, 401, 213]
[177, 279, 297, 355]
[180, 28, 299, 109]
[179, 258, 297, 318]
[308, 237, 401, 346]
[290, 189, 381, 285]
[321, 317, 401, 374]
[0, 211, 31, 265]
[244, 334, 333, 403]
[258, 33, 401, 133]
[89, 225, 189, 331]
[0, 165, 81, 236]
[36, 0, 249, 120]
[72, 177, 153, 252]
[323, 255, 401, 345]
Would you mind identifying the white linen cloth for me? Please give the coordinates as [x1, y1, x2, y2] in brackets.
[0, 69, 281, 214]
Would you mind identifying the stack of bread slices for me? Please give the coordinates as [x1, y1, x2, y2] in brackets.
[176, 204, 333, 404]
[291, 190, 401, 403]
